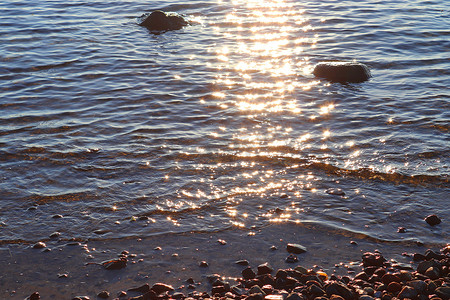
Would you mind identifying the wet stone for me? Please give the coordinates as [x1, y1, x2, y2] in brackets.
[435, 286, 450, 300]
[236, 259, 249, 266]
[387, 282, 402, 293]
[326, 188, 346, 196]
[218, 239, 227, 245]
[257, 263, 273, 275]
[242, 266, 256, 280]
[362, 252, 386, 268]
[397, 286, 417, 299]
[408, 280, 427, 294]
[285, 254, 299, 263]
[286, 243, 307, 254]
[397, 227, 406, 233]
[49, 231, 61, 238]
[286, 293, 304, 300]
[32, 242, 46, 249]
[325, 282, 354, 300]
[424, 214, 441, 226]
[199, 261, 209, 267]
[28, 292, 40, 300]
[151, 283, 174, 294]
[97, 291, 110, 298]
[52, 214, 63, 219]
[102, 258, 127, 270]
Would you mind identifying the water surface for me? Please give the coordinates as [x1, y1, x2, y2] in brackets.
[0, 0, 448, 248]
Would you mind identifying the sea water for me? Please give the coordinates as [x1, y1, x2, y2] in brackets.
[0, 0, 448, 296]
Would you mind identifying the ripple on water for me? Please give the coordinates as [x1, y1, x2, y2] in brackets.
[0, 0, 448, 245]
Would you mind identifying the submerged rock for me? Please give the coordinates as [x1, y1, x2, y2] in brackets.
[313, 61, 371, 83]
[138, 10, 189, 32]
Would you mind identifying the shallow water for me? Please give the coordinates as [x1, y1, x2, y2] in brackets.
[0, 0, 448, 259]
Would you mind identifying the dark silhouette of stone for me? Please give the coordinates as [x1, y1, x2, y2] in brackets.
[313, 61, 371, 83]
[138, 10, 189, 32]
[29, 292, 40, 300]
[424, 214, 441, 226]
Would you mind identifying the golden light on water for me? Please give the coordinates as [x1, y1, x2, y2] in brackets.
[172, 0, 370, 228]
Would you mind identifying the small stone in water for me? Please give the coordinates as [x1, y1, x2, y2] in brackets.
[235, 259, 249, 266]
[242, 266, 256, 279]
[97, 291, 110, 298]
[52, 214, 63, 219]
[29, 292, 40, 300]
[350, 241, 358, 245]
[102, 258, 127, 270]
[151, 283, 174, 294]
[58, 273, 68, 278]
[270, 245, 278, 251]
[424, 214, 441, 226]
[217, 239, 227, 245]
[199, 261, 208, 267]
[32, 242, 46, 249]
[326, 188, 345, 196]
[49, 232, 61, 238]
[397, 227, 406, 233]
[285, 254, 299, 263]
[286, 243, 307, 254]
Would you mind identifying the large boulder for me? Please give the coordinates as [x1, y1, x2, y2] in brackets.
[138, 10, 189, 32]
[313, 61, 371, 83]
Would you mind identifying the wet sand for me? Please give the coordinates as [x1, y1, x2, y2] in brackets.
[1, 222, 443, 299]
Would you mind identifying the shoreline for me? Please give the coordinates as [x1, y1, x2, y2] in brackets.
[2, 223, 448, 299]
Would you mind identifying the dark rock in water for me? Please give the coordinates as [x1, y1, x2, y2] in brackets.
[424, 214, 441, 226]
[313, 61, 371, 83]
[138, 10, 189, 32]
[32, 242, 46, 249]
[102, 257, 127, 270]
[257, 262, 274, 275]
[285, 254, 299, 263]
[242, 266, 256, 280]
[97, 291, 110, 298]
[397, 227, 406, 233]
[72, 297, 90, 300]
[199, 261, 209, 267]
[28, 292, 40, 300]
[362, 252, 386, 268]
[325, 282, 355, 300]
[326, 188, 346, 196]
[235, 259, 249, 266]
[397, 286, 417, 299]
[286, 243, 307, 254]
[49, 231, 61, 239]
[151, 283, 174, 294]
